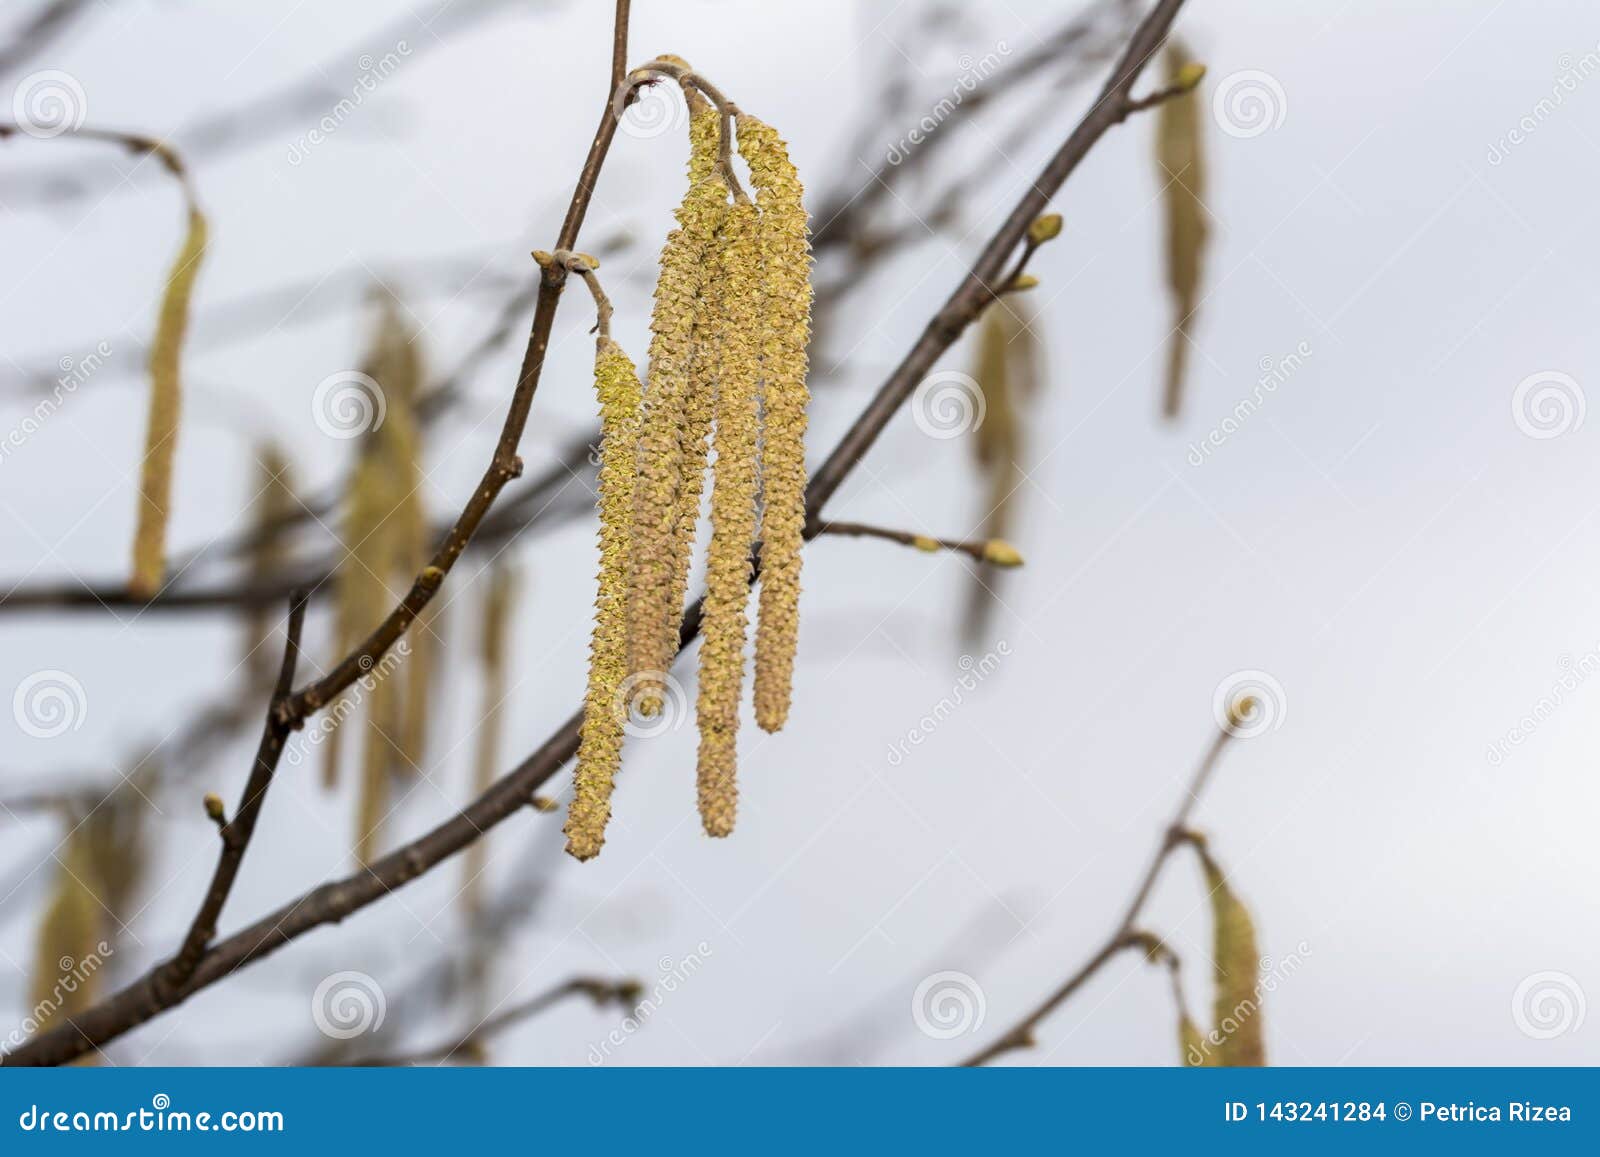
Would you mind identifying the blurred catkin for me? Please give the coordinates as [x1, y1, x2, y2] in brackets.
[332, 298, 429, 853]
[964, 299, 1039, 647]
[130, 205, 208, 598]
[737, 114, 812, 734]
[243, 445, 295, 691]
[30, 829, 104, 1037]
[1156, 39, 1209, 420]
[1194, 839, 1265, 1066]
[567, 339, 645, 861]
[464, 563, 517, 919]
[696, 200, 762, 838]
[629, 154, 729, 713]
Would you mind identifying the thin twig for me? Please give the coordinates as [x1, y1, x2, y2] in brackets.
[344, 976, 640, 1066]
[960, 726, 1234, 1066]
[157, 589, 308, 994]
[816, 520, 1020, 567]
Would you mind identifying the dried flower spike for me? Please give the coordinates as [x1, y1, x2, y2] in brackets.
[566, 338, 645, 861]
[629, 138, 729, 714]
[130, 205, 208, 598]
[737, 114, 813, 734]
[696, 200, 762, 838]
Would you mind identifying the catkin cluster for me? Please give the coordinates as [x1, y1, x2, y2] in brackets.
[564, 84, 812, 861]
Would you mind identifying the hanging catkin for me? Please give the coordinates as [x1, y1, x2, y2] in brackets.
[1156, 40, 1208, 420]
[243, 445, 295, 692]
[737, 114, 812, 734]
[695, 199, 762, 838]
[30, 828, 103, 1037]
[667, 104, 727, 656]
[629, 138, 729, 713]
[130, 204, 208, 598]
[566, 338, 646, 861]
[1194, 838, 1265, 1066]
[464, 563, 517, 920]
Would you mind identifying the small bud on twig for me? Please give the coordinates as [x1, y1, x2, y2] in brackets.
[1027, 213, 1063, 244]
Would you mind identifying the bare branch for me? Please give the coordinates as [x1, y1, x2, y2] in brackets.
[960, 726, 1234, 1066]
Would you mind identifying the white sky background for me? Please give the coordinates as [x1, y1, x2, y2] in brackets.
[2, 0, 1599, 1066]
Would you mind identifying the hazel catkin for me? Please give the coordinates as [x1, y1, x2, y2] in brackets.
[736, 114, 812, 735]
[130, 205, 208, 599]
[566, 339, 646, 861]
[695, 199, 762, 838]
[629, 159, 729, 715]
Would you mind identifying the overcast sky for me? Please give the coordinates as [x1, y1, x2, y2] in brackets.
[2, 0, 1598, 1066]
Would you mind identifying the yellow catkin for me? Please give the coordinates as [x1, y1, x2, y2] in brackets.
[1157, 40, 1209, 419]
[1195, 841, 1266, 1066]
[243, 445, 295, 691]
[737, 114, 812, 734]
[566, 339, 646, 861]
[327, 298, 427, 799]
[130, 205, 208, 598]
[628, 158, 729, 713]
[695, 200, 762, 838]
[463, 563, 516, 920]
[656, 106, 730, 715]
[965, 299, 1038, 646]
[29, 830, 103, 1038]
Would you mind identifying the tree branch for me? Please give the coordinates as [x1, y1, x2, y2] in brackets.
[156, 589, 308, 994]
[4, 0, 1188, 1067]
[959, 725, 1234, 1066]
[344, 976, 641, 1067]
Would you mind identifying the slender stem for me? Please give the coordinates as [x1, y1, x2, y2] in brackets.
[960, 726, 1234, 1066]
[816, 520, 1016, 566]
[157, 589, 308, 994]
[344, 977, 639, 1067]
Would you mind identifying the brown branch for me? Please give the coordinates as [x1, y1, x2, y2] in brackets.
[344, 976, 641, 1067]
[4, 0, 1187, 1068]
[960, 725, 1234, 1066]
[155, 590, 308, 995]
[0, 0, 522, 211]
[0, 0, 91, 79]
